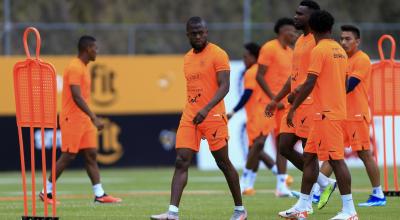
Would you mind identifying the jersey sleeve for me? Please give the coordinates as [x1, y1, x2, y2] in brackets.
[349, 55, 371, 81]
[244, 69, 257, 90]
[308, 47, 325, 76]
[214, 49, 230, 72]
[66, 65, 83, 85]
[257, 43, 275, 66]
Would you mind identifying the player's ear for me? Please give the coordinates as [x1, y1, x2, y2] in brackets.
[356, 38, 361, 46]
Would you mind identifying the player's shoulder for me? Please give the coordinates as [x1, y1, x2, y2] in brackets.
[261, 39, 278, 50]
[208, 42, 228, 56]
[355, 50, 371, 62]
[65, 58, 84, 73]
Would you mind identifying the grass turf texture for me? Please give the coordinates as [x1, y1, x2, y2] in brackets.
[0, 167, 398, 219]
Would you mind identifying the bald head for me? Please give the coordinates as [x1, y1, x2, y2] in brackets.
[186, 16, 207, 31]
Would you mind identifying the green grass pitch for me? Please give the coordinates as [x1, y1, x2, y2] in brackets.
[0, 167, 398, 219]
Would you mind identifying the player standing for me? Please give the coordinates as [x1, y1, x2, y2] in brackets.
[278, 10, 358, 220]
[151, 17, 247, 220]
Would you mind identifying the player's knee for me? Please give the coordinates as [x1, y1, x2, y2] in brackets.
[279, 144, 290, 158]
[62, 153, 77, 162]
[84, 151, 97, 164]
[215, 159, 231, 172]
[175, 157, 190, 170]
[357, 150, 372, 162]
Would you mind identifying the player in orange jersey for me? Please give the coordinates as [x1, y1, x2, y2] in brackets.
[39, 36, 121, 204]
[255, 17, 298, 197]
[227, 42, 279, 196]
[151, 17, 246, 220]
[279, 11, 358, 220]
[265, 0, 335, 205]
[316, 25, 386, 208]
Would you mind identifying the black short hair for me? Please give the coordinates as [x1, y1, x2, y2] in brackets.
[309, 10, 334, 34]
[244, 42, 260, 59]
[274, 17, 295, 34]
[78, 35, 96, 52]
[341, 25, 361, 39]
[186, 16, 206, 31]
[299, 0, 321, 10]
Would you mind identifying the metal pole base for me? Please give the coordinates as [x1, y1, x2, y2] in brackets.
[383, 191, 400, 197]
[21, 217, 59, 220]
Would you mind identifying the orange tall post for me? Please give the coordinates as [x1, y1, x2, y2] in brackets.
[13, 27, 59, 219]
[370, 34, 400, 197]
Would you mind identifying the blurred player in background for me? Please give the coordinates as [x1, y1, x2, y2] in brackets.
[228, 42, 279, 195]
[39, 36, 122, 204]
[265, 0, 335, 209]
[151, 16, 247, 220]
[279, 10, 358, 220]
[315, 25, 386, 208]
[254, 17, 298, 197]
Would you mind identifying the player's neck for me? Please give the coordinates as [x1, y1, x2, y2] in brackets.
[277, 37, 288, 49]
[193, 42, 209, 54]
[78, 54, 90, 65]
[314, 33, 331, 44]
[347, 48, 359, 58]
[303, 26, 311, 36]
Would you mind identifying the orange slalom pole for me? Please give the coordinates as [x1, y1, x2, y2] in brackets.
[41, 128, 48, 216]
[17, 126, 28, 216]
[392, 66, 399, 191]
[51, 128, 57, 217]
[382, 71, 388, 192]
[30, 127, 36, 216]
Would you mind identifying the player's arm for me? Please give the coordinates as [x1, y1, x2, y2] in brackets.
[265, 76, 291, 117]
[193, 70, 230, 124]
[346, 76, 360, 93]
[286, 74, 317, 127]
[228, 89, 253, 119]
[256, 64, 275, 99]
[70, 85, 104, 130]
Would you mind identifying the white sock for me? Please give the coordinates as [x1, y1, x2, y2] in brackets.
[372, 186, 385, 199]
[294, 193, 310, 211]
[312, 183, 321, 196]
[241, 168, 252, 189]
[41, 180, 53, 194]
[270, 165, 278, 175]
[93, 183, 105, 197]
[248, 172, 257, 188]
[169, 205, 179, 213]
[234, 206, 245, 211]
[341, 194, 356, 215]
[277, 174, 288, 189]
[317, 172, 330, 190]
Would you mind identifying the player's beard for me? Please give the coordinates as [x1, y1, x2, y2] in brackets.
[191, 41, 207, 52]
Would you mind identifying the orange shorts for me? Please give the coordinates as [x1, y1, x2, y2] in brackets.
[176, 114, 229, 152]
[305, 119, 345, 161]
[343, 118, 370, 151]
[60, 115, 97, 154]
[246, 103, 274, 146]
[273, 108, 286, 137]
[279, 104, 314, 138]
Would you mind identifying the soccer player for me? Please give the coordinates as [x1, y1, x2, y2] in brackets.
[39, 36, 121, 204]
[278, 10, 358, 220]
[255, 17, 298, 197]
[151, 16, 247, 220]
[316, 25, 386, 208]
[265, 0, 335, 205]
[228, 42, 279, 195]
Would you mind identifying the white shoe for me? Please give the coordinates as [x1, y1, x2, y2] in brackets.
[150, 211, 179, 220]
[278, 206, 308, 219]
[330, 211, 358, 220]
[275, 185, 293, 197]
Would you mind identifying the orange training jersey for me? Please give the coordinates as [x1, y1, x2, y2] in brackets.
[60, 57, 91, 119]
[308, 39, 347, 120]
[182, 43, 230, 121]
[291, 33, 316, 104]
[243, 64, 258, 119]
[346, 50, 372, 122]
[257, 39, 293, 103]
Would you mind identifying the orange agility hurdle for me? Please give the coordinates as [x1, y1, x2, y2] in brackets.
[13, 27, 59, 219]
[370, 34, 400, 197]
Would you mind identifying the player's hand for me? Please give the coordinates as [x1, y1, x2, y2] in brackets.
[92, 116, 105, 131]
[193, 108, 209, 125]
[277, 102, 285, 110]
[265, 100, 277, 117]
[286, 108, 296, 128]
[287, 92, 296, 104]
[227, 112, 234, 120]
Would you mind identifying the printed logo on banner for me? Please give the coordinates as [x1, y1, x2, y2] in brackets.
[91, 64, 117, 107]
[97, 118, 123, 164]
[159, 129, 176, 151]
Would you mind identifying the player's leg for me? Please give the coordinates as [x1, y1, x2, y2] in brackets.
[242, 135, 266, 194]
[211, 145, 247, 219]
[151, 120, 199, 220]
[170, 148, 196, 207]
